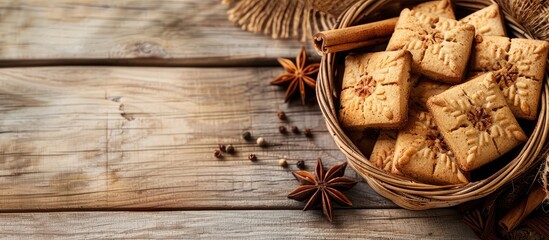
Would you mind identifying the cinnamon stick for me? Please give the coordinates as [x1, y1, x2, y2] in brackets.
[313, 17, 398, 54]
[499, 185, 546, 233]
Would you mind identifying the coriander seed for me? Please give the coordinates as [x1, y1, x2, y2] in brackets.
[218, 144, 226, 152]
[214, 150, 222, 158]
[291, 126, 299, 134]
[278, 158, 288, 168]
[277, 111, 287, 120]
[304, 128, 312, 137]
[248, 153, 257, 161]
[296, 160, 305, 169]
[256, 137, 266, 147]
[226, 144, 235, 154]
[242, 131, 252, 141]
[278, 125, 287, 134]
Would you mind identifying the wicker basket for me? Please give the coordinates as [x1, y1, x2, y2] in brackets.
[317, 0, 549, 209]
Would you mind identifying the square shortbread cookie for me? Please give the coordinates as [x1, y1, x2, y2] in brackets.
[427, 72, 527, 171]
[387, 9, 475, 83]
[339, 50, 413, 129]
[460, 4, 506, 36]
[470, 36, 549, 119]
[412, 0, 455, 19]
[369, 130, 401, 175]
[394, 109, 469, 185]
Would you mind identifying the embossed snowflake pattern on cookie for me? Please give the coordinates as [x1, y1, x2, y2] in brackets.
[387, 8, 474, 83]
[339, 50, 413, 129]
[394, 110, 468, 185]
[460, 4, 506, 36]
[471, 36, 549, 119]
[427, 72, 527, 171]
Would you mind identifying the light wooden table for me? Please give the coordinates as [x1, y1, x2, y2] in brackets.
[0, 1, 478, 239]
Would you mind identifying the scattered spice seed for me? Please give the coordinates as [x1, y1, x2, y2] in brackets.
[242, 131, 252, 141]
[278, 125, 287, 134]
[296, 160, 305, 169]
[279, 158, 288, 168]
[248, 154, 257, 161]
[256, 137, 267, 147]
[214, 150, 223, 158]
[218, 144, 226, 152]
[304, 128, 312, 137]
[291, 126, 300, 134]
[277, 111, 287, 120]
[226, 144, 235, 154]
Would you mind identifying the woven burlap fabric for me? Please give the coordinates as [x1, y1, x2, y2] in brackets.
[310, 0, 359, 16]
[223, 0, 361, 42]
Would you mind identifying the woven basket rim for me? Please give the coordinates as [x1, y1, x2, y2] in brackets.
[316, 0, 549, 209]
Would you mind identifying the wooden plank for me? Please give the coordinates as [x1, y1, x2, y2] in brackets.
[0, 0, 316, 66]
[0, 209, 477, 239]
[0, 66, 393, 210]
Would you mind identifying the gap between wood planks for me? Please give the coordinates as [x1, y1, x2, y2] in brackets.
[0, 57, 318, 68]
[0, 205, 400, 213]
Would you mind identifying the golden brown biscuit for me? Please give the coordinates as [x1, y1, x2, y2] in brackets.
[339, 50, 413, 129]
[470, 36, 549, 119]
[427, 72, 527, 171]
[387, 9, 475, 83]
[460, 4, 506, 36]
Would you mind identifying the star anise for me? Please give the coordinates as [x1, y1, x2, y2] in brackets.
[271, 47, 319, 104]
[287, 159, 357, 223]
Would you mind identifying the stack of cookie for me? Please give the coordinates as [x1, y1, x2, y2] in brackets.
[339, 0, 549, 185]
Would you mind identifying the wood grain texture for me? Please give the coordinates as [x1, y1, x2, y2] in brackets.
[0, 209, 477, 239]
[0, 66, 393, 210]
[0, 0, 316, 66]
